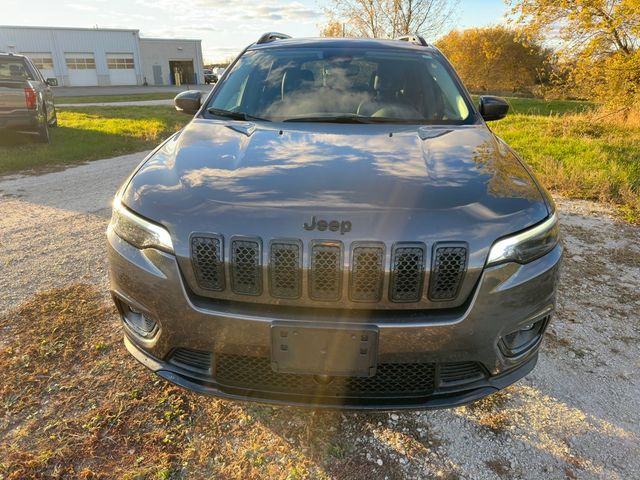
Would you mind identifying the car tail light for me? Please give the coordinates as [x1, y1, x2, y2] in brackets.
[24, 87, 37, 109]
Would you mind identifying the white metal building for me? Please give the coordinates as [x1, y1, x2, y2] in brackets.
[0, 26, 204, 87]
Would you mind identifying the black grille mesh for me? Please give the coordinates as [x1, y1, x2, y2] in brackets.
[270, 241, 302, 299]
[309, 243, 342, 301]
[429, 245, 467, 300]
[215, 354, 436, 397]
[350, 244, 384, 302]
[191, 235, 225, 291]
[231, 238, 262, 295]
[389, 244, 426, 302]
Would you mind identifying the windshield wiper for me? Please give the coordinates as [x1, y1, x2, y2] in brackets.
[207, 107, 270, 122]
[282, 114, 378, 124]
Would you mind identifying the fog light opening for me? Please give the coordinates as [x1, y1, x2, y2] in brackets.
[499, 315, 550, 358]
[120, 302, 158, 339]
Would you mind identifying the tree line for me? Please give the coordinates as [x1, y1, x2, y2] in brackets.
[321, 0, 640, 106]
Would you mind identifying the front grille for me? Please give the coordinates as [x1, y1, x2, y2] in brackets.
[230, 238, 262, 295]
[215, 354, 436, 397]
[191, 235, 225, 291]
[389, 243, 426, 303]
[270, 241, 302, 299]
[350, 243, 385, 302]
[309, 242, 343, 301]
[189, 236, 469, 305]
[429, 244, 467, 301]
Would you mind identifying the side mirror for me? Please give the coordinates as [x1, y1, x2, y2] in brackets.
[174, 90, 202, 114]
[479, 96, 509, 121]
[46, 78, 58, 87]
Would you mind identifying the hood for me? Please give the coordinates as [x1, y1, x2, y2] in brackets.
[122, 119, 549, 253]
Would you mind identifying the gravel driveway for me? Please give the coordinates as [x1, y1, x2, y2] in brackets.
[1, 153, 638, 479]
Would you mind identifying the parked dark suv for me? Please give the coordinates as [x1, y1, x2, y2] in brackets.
[108, 33, 562, 409]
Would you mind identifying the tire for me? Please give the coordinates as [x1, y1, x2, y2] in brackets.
[37, 110, 50, 144]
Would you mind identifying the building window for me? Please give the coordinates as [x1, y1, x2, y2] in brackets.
[21, 53, 54, 70]
[107, 53, 135, 70]
[65, 54, 96, 70]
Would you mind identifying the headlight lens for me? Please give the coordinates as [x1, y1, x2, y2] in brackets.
[110, 195, 174, 253]
[487, 213, 559, 266]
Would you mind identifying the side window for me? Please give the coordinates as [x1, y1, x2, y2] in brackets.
[213, 63, 251, 111]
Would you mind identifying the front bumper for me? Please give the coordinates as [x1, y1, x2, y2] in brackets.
[108, 227, 562, 409]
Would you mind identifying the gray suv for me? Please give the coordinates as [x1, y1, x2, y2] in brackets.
[108, 33, 562, 409]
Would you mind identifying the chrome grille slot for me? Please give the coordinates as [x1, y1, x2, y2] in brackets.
[429, 244, 467, 301]
[231, 237, 262, 295]
[191, 234, 225, 291]
[270, 240, 302, 299]
[389, 243, 426, 303]
[350, 243, 385, 302]
[309, 242, 343, 301]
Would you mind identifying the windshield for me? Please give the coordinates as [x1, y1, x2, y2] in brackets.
[205, 47, 473, 124]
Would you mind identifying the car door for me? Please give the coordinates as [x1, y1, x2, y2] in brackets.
[25, 57, 55, 123]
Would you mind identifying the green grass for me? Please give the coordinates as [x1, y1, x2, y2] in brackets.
[0, 106, 190, 174]
[493, 112, 640, 222]
[55, 93, 178, 104]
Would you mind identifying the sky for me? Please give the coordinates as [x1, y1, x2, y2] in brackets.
[1, 0, 508, 62]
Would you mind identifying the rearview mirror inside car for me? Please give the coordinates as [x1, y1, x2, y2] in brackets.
[479, 96, 509, 121]
[174, 90, 202, 115]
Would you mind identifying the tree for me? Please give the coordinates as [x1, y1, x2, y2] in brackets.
[508, 0, 640, 105]
[322, 0, 458, 40]
[320, 20, 348, 37]
[436, 26, 551, 93]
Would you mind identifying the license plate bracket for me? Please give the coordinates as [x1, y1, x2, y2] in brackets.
[271, 323, 378, 377]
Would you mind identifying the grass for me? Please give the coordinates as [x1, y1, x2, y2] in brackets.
[0, 106, 190, 175]
[55, 93, 179, 104]
[491, 109, 640, 222]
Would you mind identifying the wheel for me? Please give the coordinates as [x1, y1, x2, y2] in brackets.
[36, 110, 51, 144]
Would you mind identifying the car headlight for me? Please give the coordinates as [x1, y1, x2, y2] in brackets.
[110, 195, 174, 253]
[487, 213, 559, 266]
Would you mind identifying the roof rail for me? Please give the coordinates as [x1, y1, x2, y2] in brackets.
[395, 34, 428, 47]
[256, 32, 292, 44]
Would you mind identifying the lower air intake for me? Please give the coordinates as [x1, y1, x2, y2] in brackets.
[215, 354, 437, 397]
[168, 348, 212, 375]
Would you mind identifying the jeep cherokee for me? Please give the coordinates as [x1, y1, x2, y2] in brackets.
[107, 33, 562, 409]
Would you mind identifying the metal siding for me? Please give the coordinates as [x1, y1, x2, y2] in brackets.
[140, 38, 203, 86]
[0, 27, 142, 86]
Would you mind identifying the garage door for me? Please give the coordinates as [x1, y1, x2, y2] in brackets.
[107, 53, 137, 85]
[22, 52, 55, 81]
[65, 53, 98, 86]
